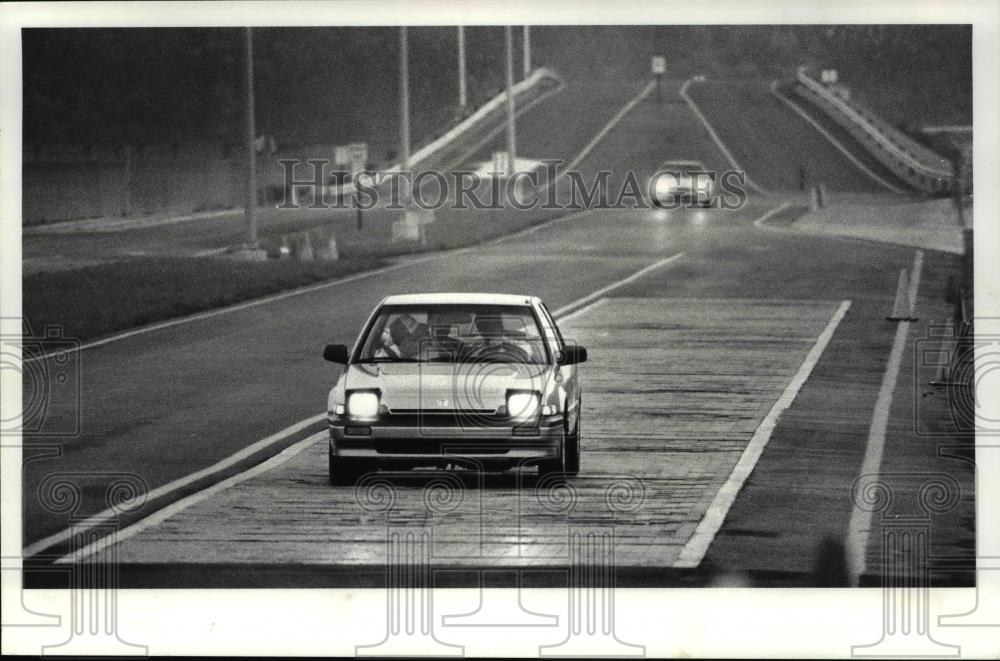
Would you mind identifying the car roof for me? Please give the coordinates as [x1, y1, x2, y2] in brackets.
[381, 293, 537, 306]
[659, 159, 706, 168]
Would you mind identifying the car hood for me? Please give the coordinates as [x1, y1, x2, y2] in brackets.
[343, 362, 550, 411]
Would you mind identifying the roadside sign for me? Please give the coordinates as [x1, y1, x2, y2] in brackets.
[651, 55, 666, 75]
[821, 69, 839, 84]
[334, 145, 350, 166]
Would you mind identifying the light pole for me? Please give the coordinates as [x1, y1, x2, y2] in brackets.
[522, 26, 531, 79]
[457, 26, 467, 111]
[504, 26, 517, 174]
[244, 27, 258, 246]
[399, 26, 410, 172]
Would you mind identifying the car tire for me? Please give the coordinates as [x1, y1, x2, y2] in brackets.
[538, 455, 565, 480]
[328, 445, 373, 486]
[538, 435, 567, 480]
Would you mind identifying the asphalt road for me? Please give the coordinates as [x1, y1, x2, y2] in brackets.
[40, 201, 962, 587]
[23, 73, 968, 586]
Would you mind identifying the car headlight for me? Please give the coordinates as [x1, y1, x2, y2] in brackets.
[346, 391, 380, 418]
[507, 391, 540, 421]
[655, 175, 677, 196]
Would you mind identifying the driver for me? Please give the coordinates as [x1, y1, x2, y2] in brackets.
[376, 314, 428, 359]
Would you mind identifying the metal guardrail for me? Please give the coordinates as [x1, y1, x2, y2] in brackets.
[794, 66, 956, 194]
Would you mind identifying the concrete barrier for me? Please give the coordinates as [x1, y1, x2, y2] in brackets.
[321, 67, 563, 200]
[792, 66, 955, 195]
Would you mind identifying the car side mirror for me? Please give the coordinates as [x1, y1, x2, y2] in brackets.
[323, 344, 349, 364]
[558, 345, 587, 365]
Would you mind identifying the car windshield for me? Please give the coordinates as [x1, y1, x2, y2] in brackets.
[356, 304, 549, 364]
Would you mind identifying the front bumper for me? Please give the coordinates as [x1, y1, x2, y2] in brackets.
[329, 413, 564, 462]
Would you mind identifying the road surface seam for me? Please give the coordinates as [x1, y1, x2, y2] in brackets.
[551, 252, 685, 318]
[673, 298, 853, 568]
[768, 81, 907, 194]
[845, 249, 924, 585]
[31, 251, 685, 560]
[22, 414, 325, 557]
[678, 79, 769, 196]
[60, 431, 328, 563]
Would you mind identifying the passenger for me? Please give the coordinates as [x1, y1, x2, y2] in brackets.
[473, 315, 534, 360]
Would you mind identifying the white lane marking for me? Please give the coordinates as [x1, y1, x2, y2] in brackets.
[22, 414, 325, 557]
[678, 79, 769, 196]
[33, 250, 684, 559]
[552, 252, 686, 319]
[674, 299, 852, 568]
[23, 254, 444, 363]
[752, 202, 794, 228]
[563, 81, 655, 173]
[846, 250, 923, 585]
[907, 249, 924, 312]
[555, 297, 610, 324]
[60, 430, 327, 563]
[769, 81, 907, 195]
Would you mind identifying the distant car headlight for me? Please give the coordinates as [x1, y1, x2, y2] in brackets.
[347, 391, 380, 418]
[507, 391, 540, 421]
[654, 175, 678, 196]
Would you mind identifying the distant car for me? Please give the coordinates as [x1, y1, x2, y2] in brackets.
[650, 159, 715, 207]
[323, 293, 587, 484]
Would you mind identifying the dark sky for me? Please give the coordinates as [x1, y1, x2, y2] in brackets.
[22, 25, 972, 146]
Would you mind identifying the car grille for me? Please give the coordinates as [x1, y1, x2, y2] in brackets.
[378, 410, 510, 428]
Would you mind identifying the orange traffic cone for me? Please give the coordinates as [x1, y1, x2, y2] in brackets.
[886, 269, 915, 321]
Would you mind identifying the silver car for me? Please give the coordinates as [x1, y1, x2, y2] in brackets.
[650, 159, 716, 207]
[323, 293, 587, 484]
